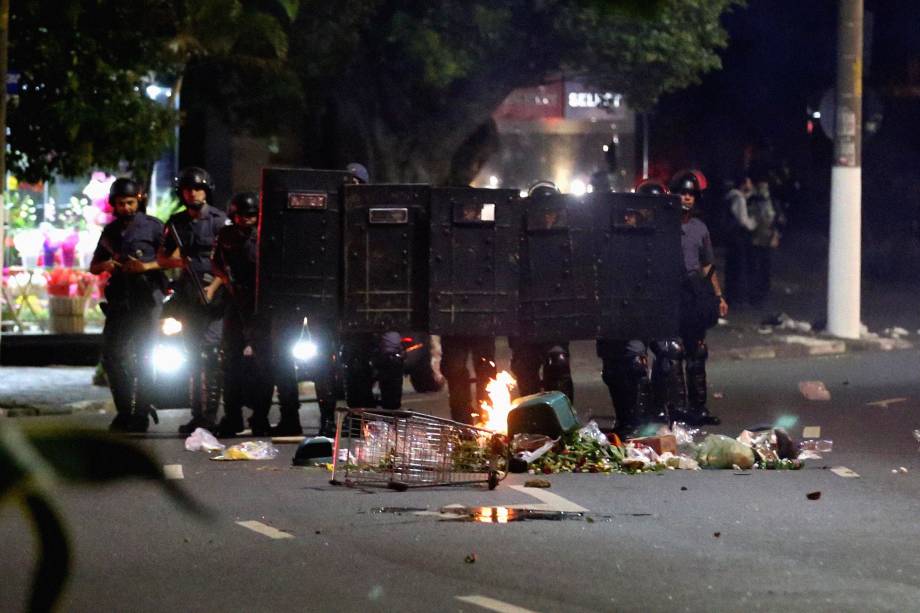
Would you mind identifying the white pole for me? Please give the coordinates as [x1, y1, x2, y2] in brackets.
[827, 0, 862, 339]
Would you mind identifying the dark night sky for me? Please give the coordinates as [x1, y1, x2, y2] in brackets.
[651, 0, 920, 238]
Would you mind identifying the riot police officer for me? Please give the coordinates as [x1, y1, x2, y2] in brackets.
[340, 163, 407, 413]
[157, 166, 229, 434]
[650, 170, 728, 426]
[593, 179, 668, 438]
[90, 178, 166, 432]
[211, 192, 273, 436]
[509, 181, 574, 403]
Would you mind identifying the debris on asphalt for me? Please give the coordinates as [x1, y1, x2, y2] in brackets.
[893, 467, 908, 474]
[464, 553, 477, 564]
[866, 397, 907, 408]
[882, 326, 909, 339]
[713, 532, 721, 538]
[806, 491, 821, 500]
[696, 434, 755, 469]
[184, 427, 225, 452]
[799, 380, 831, 401]
[713, 392, 724, 399]
[763, 312, 812, 333]
[292, 436, 334, 466]
[802, 426, 821, 438]
[212, 440, 280, 461]
[524, 478, 552, 488]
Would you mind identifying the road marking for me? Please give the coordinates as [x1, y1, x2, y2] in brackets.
[236, 520, 294, 539]
[163, 464, 184, 480]
[508, 485, 588, 512]
[866, 397, 907, 408]
[802, 426, 821, 439]
[456, 595, 542, 613]
[831, 466, 860, 478]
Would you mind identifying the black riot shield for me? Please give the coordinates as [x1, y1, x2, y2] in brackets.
[428, 187, 521, 336]
[595, 192, 682, 340]
[257, 168, 354, 324]
[342, 184, 430, 332]
[518, 194, 600, 341]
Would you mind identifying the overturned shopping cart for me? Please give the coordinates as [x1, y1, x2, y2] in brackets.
[330, 408, 507, 491]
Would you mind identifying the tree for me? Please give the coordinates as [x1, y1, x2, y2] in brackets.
[288, 0, 740, 183]
[7, 0, 300, 183]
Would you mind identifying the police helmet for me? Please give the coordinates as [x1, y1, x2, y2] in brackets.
[228, 191, 259, 218]
[108, 177, 144, 203]
[635, 179, 669, 196]
[527, 180, 560, 199]
[669, 169, 707, 198]
[346, 162, 369, 184]
[174, 166, 214, 205]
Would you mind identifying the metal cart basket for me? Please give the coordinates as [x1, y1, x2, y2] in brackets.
[330, 408, 507, 490]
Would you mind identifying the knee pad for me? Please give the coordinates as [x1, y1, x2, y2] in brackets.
[545, 346, 570, 369]
[651, 339, 684, 360]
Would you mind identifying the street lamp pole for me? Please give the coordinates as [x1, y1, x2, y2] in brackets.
[827, 0, 863, 339]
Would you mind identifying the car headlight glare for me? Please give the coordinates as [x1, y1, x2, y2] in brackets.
[292, 340, 318, 361]
[153, 344, 186, 374]
[161, 317, 183, 336]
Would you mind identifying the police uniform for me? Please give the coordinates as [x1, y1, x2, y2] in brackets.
[509, 337, 574, 402]
[162, 204, 229, 430]
[342, 331, 404, 411]
[440, 334, 496, 425]
[212, 219, 274, 436]
[92, 212, 166, 431]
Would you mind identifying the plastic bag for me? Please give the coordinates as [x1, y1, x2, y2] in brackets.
[184, 427, 225, 452]
[577, 420, 610, 446]
[212, 440, 280, 461]
[799, 380, 830, 401]
[696, 434, 755, 469]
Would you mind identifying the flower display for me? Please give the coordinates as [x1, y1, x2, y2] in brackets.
[43, 267, 98, 298]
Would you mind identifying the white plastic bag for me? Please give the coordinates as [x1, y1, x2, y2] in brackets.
[212, 440, 280, 460]
[184, 427, 225, 452]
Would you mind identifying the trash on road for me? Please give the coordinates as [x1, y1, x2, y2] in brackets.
[184, 427, 225, 452]
[799, 380, 831, 401]
[212, 440, 280, 461]
[696, 434, 755, 470]
[866, 397, 907, 408]
[524, 478, 552, 488]
[464, 553, 477, 564]
[292, 437, 335, 466]
[806, 491, 821, 500]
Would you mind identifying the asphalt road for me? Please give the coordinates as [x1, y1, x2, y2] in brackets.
[2, 346, 920, 613]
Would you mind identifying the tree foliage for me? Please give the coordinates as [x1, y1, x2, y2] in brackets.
[289, 0, 740, 182]
[8, 0, 299, 182]
[9, 0, 739, 184]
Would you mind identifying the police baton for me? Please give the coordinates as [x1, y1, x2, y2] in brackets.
[167, 220, 210, 305]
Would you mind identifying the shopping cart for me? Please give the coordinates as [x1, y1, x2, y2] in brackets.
[330, 408, 507, 491]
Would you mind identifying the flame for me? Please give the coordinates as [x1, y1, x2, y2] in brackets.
[476, 370, 516, 433]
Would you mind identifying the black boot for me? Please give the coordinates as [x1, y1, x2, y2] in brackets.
[108, 413, 134, 433]
[685, 340, 720, 426]
[217, 415, 245, 437]
[651, 339, 687, 424]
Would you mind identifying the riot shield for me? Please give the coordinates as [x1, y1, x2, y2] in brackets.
[595, 192, 682, 340]
[428, 187, 521, 336]
[342, 184, 430, 332]
[518, 193, 600, 341]
[257, 168, 354, 324]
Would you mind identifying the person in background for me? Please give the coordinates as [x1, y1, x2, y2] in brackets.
[747, 177, 778, 307]
[723, 174, 756, 307]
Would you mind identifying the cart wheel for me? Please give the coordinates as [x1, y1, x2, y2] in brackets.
[388, 481, 409, 492]
[487, 471, 499, 490]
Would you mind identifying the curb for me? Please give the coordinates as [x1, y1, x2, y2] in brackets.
[0, 399, 112, 418]
[714, 330, 914, 361]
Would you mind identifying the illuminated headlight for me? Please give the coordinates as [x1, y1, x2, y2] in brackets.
[153, 344, 186, 374]
[161, 317, 183, 336]
[291, 340, 318, 361]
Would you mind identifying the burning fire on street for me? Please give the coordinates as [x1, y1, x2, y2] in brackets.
[475, 370, 516, 434]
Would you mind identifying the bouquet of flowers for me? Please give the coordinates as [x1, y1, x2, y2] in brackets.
[44, 267, 97, 299]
